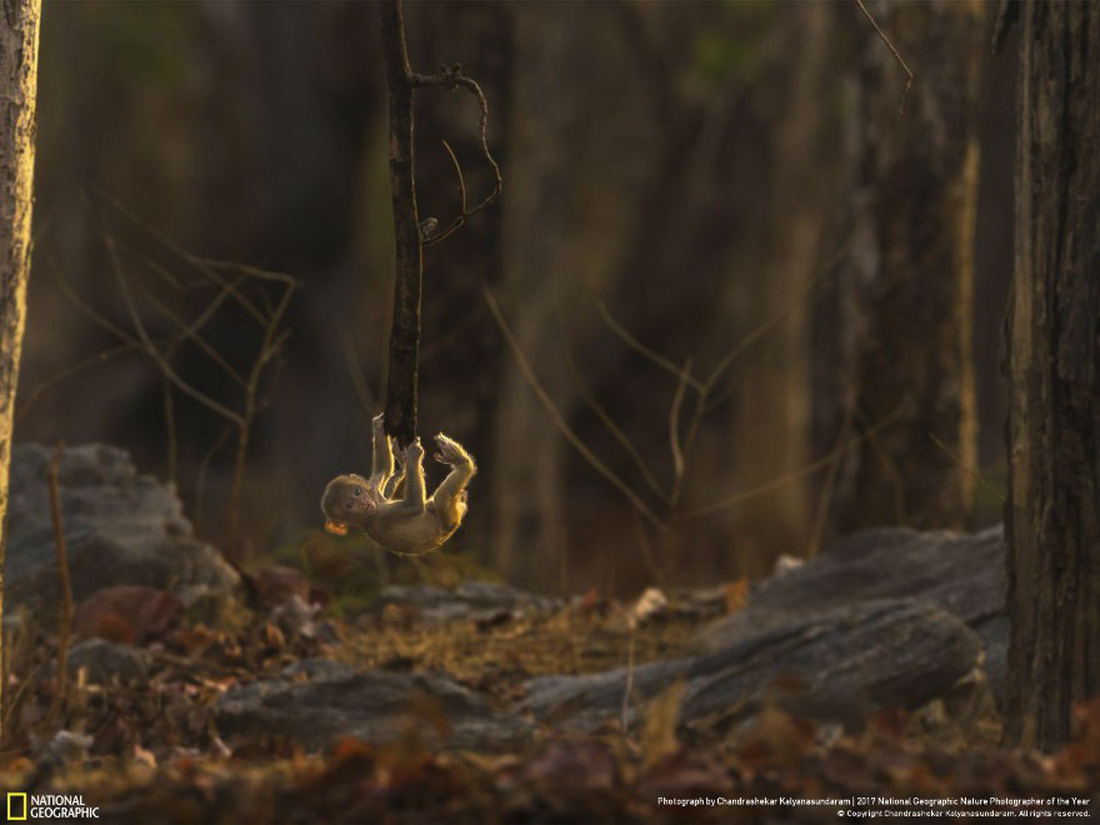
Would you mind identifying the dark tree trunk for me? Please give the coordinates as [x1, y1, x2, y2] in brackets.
[380, 0, 422, 449]
[813, 0, 984, 538]
[1004, 1, 1100, 751]
[0, 0, 41, 737]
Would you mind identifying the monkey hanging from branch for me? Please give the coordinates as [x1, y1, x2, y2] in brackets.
[321, 1, 499, 554]
[321, 414, 476, 554]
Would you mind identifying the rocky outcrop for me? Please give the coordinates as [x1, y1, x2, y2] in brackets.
[520, 598, 982, 734]
[695, 525, 1007, 700]
[369, 581, 564, 624]
[215, 659, 532, 752]
[4, 444, 239, 616]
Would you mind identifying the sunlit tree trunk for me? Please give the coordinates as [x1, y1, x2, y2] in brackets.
[813, 0, 984, 538]
[0, 0, 42, 737]
[726, 2, 831, 569]
[1004, 0, 1100, 751]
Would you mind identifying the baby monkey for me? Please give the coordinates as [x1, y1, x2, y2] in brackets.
[321, 413, 477, 554]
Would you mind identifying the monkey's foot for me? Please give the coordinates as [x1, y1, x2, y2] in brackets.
[434, 433, 471, 466]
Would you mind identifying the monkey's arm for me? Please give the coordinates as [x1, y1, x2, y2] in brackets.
[370, 413, 396, 494]
[383, 458, 406, 499]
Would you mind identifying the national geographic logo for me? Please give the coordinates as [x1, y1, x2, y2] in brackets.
[5, 793, 100, 820]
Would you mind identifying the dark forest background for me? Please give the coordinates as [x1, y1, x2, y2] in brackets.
[17, 1, 1014, 596]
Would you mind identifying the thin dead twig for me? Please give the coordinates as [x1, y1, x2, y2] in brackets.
[852, 0, 914, 112]
[560, 324, 669, 505]
[103, 229, 246, 428]
[484, 284, 666, 531]
[196, 422, 234, 530]
[90, 188, 272, 325]
[667, 356, 693, 502]
[76, 196, 298, 537]
[127, 271, 249, 388]
[929, 431, 1006, 502]
[47, 443, 74, 724]
[702, 241, 851, 405]
[413, 65, 503, 246]
[598, 302, 705, 392]
[678, 398, 907, 521]
[806, 405, 854, 557]
[16, 342, 138, 423]
[621, 619, 637, 733]
[338, 320, 378, 418]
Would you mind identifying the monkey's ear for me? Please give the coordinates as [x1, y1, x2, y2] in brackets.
[324, 519, 349, 536]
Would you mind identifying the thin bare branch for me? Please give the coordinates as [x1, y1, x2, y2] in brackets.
[929, 431, 1006, 502]
[703, 241, 851, 394]
[128, 272, 248, 387]
[678, 399, 906, 521]
[621, 621, 637, 733]
[413, 65, 503, 247]
[16, 342, 138, 423]
[484, 284, 666, 531]
[806, 406, 853, 558]
[852, 0, 914, 112]
[598, 301, 705, 392]
[671, 391, 706, 510]
[102, 229, 245, 428]
[120, 243, 184, 290]
[338, 320, 378, 417]
[668, 356, 692, 494]
[192, 256, 299, 287]
[560, 326, 669, 504]
[47, 443, 74, 724]
[633, 512, 666, 588]
[196, 422, 234, 528]
[50, 256, 135, 346]
[163, 376, 178, 486]
[90, 188, 271, 325]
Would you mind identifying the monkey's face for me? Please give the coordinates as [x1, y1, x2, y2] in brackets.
[322, 473, 375, 534]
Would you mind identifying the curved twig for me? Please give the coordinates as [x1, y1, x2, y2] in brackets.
[413, 65, 503, 246]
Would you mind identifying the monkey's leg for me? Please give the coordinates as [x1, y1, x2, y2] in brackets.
[431, 434, 477, 527]
[400, 438, 427, 513]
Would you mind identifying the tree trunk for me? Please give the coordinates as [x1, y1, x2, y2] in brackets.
[725, 2, 831, 569]
[1004, 1, 1100, 751]
[813, 0, 984, 538]
[0, 0, 42, 738]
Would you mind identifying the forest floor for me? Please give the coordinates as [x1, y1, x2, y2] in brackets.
[0, 580, 1096, 824]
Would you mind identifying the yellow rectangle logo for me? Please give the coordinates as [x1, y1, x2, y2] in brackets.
[7, 791, 28, 821]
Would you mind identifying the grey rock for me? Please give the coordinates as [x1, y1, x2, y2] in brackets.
[370, 581, 563, 624]
[215, 659, 532, 752]
[520, 599, 982, 733]
[67, 638, 152, 684]
[695, 525, 1008, 700]
[4, 444, 239, 616]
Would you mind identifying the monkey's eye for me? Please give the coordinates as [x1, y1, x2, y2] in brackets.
[352, 486, 362, 495]
[345, 501, 355, 510]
